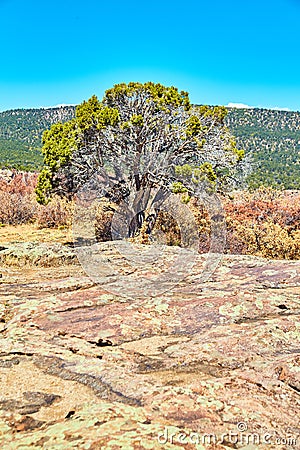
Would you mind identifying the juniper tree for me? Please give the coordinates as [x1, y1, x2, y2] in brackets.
[36, 82, 243, 237]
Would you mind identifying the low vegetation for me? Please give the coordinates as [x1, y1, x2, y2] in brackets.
[224, 188, 300, 259]
[0, 170, 299, 259]
[0, 170, 72, 229]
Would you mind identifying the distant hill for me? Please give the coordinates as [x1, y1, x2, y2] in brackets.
[225, 107, 300, 189]
[0, 104, 299, 188]
[0, 106, 75, 170]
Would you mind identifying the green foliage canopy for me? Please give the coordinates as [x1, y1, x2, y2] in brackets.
[36, 82, 243, 205]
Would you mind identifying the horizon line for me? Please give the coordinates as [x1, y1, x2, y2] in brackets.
[0, 102, 299, 114]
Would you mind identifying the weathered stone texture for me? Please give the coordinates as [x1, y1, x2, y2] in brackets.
[0, 243, 299, 448]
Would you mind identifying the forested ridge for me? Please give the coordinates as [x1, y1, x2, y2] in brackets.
[0, 104, 299, 188]
[0, 106, 75, 170]
[226, 107, 300, 188]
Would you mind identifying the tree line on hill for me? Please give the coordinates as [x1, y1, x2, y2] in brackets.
[0, 101, 299, 189]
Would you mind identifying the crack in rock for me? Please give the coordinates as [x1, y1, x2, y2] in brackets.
[33, 355, 142, 407]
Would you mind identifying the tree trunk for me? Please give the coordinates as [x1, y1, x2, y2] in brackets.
[127, 186, 170, 238]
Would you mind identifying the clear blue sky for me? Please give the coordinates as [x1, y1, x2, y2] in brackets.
[1, 0, 300, 111]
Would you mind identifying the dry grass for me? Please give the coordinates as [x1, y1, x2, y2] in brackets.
[0, 223, 73, 244]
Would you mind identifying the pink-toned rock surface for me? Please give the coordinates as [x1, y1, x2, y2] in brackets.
[0, 242, 300, 449]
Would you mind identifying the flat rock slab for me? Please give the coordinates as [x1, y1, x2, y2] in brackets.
[0, 243, 300, 449]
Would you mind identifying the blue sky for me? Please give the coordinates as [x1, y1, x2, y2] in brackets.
[0, 0, 300, 111]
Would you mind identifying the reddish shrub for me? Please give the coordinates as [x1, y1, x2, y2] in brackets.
[36, 197, 74, 229]
[0, 192, 36, 225]
[0, 170, 38, 194]
[223, 188, 300, 259]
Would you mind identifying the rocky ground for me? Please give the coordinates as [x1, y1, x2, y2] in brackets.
[0, 242, 300, 449]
